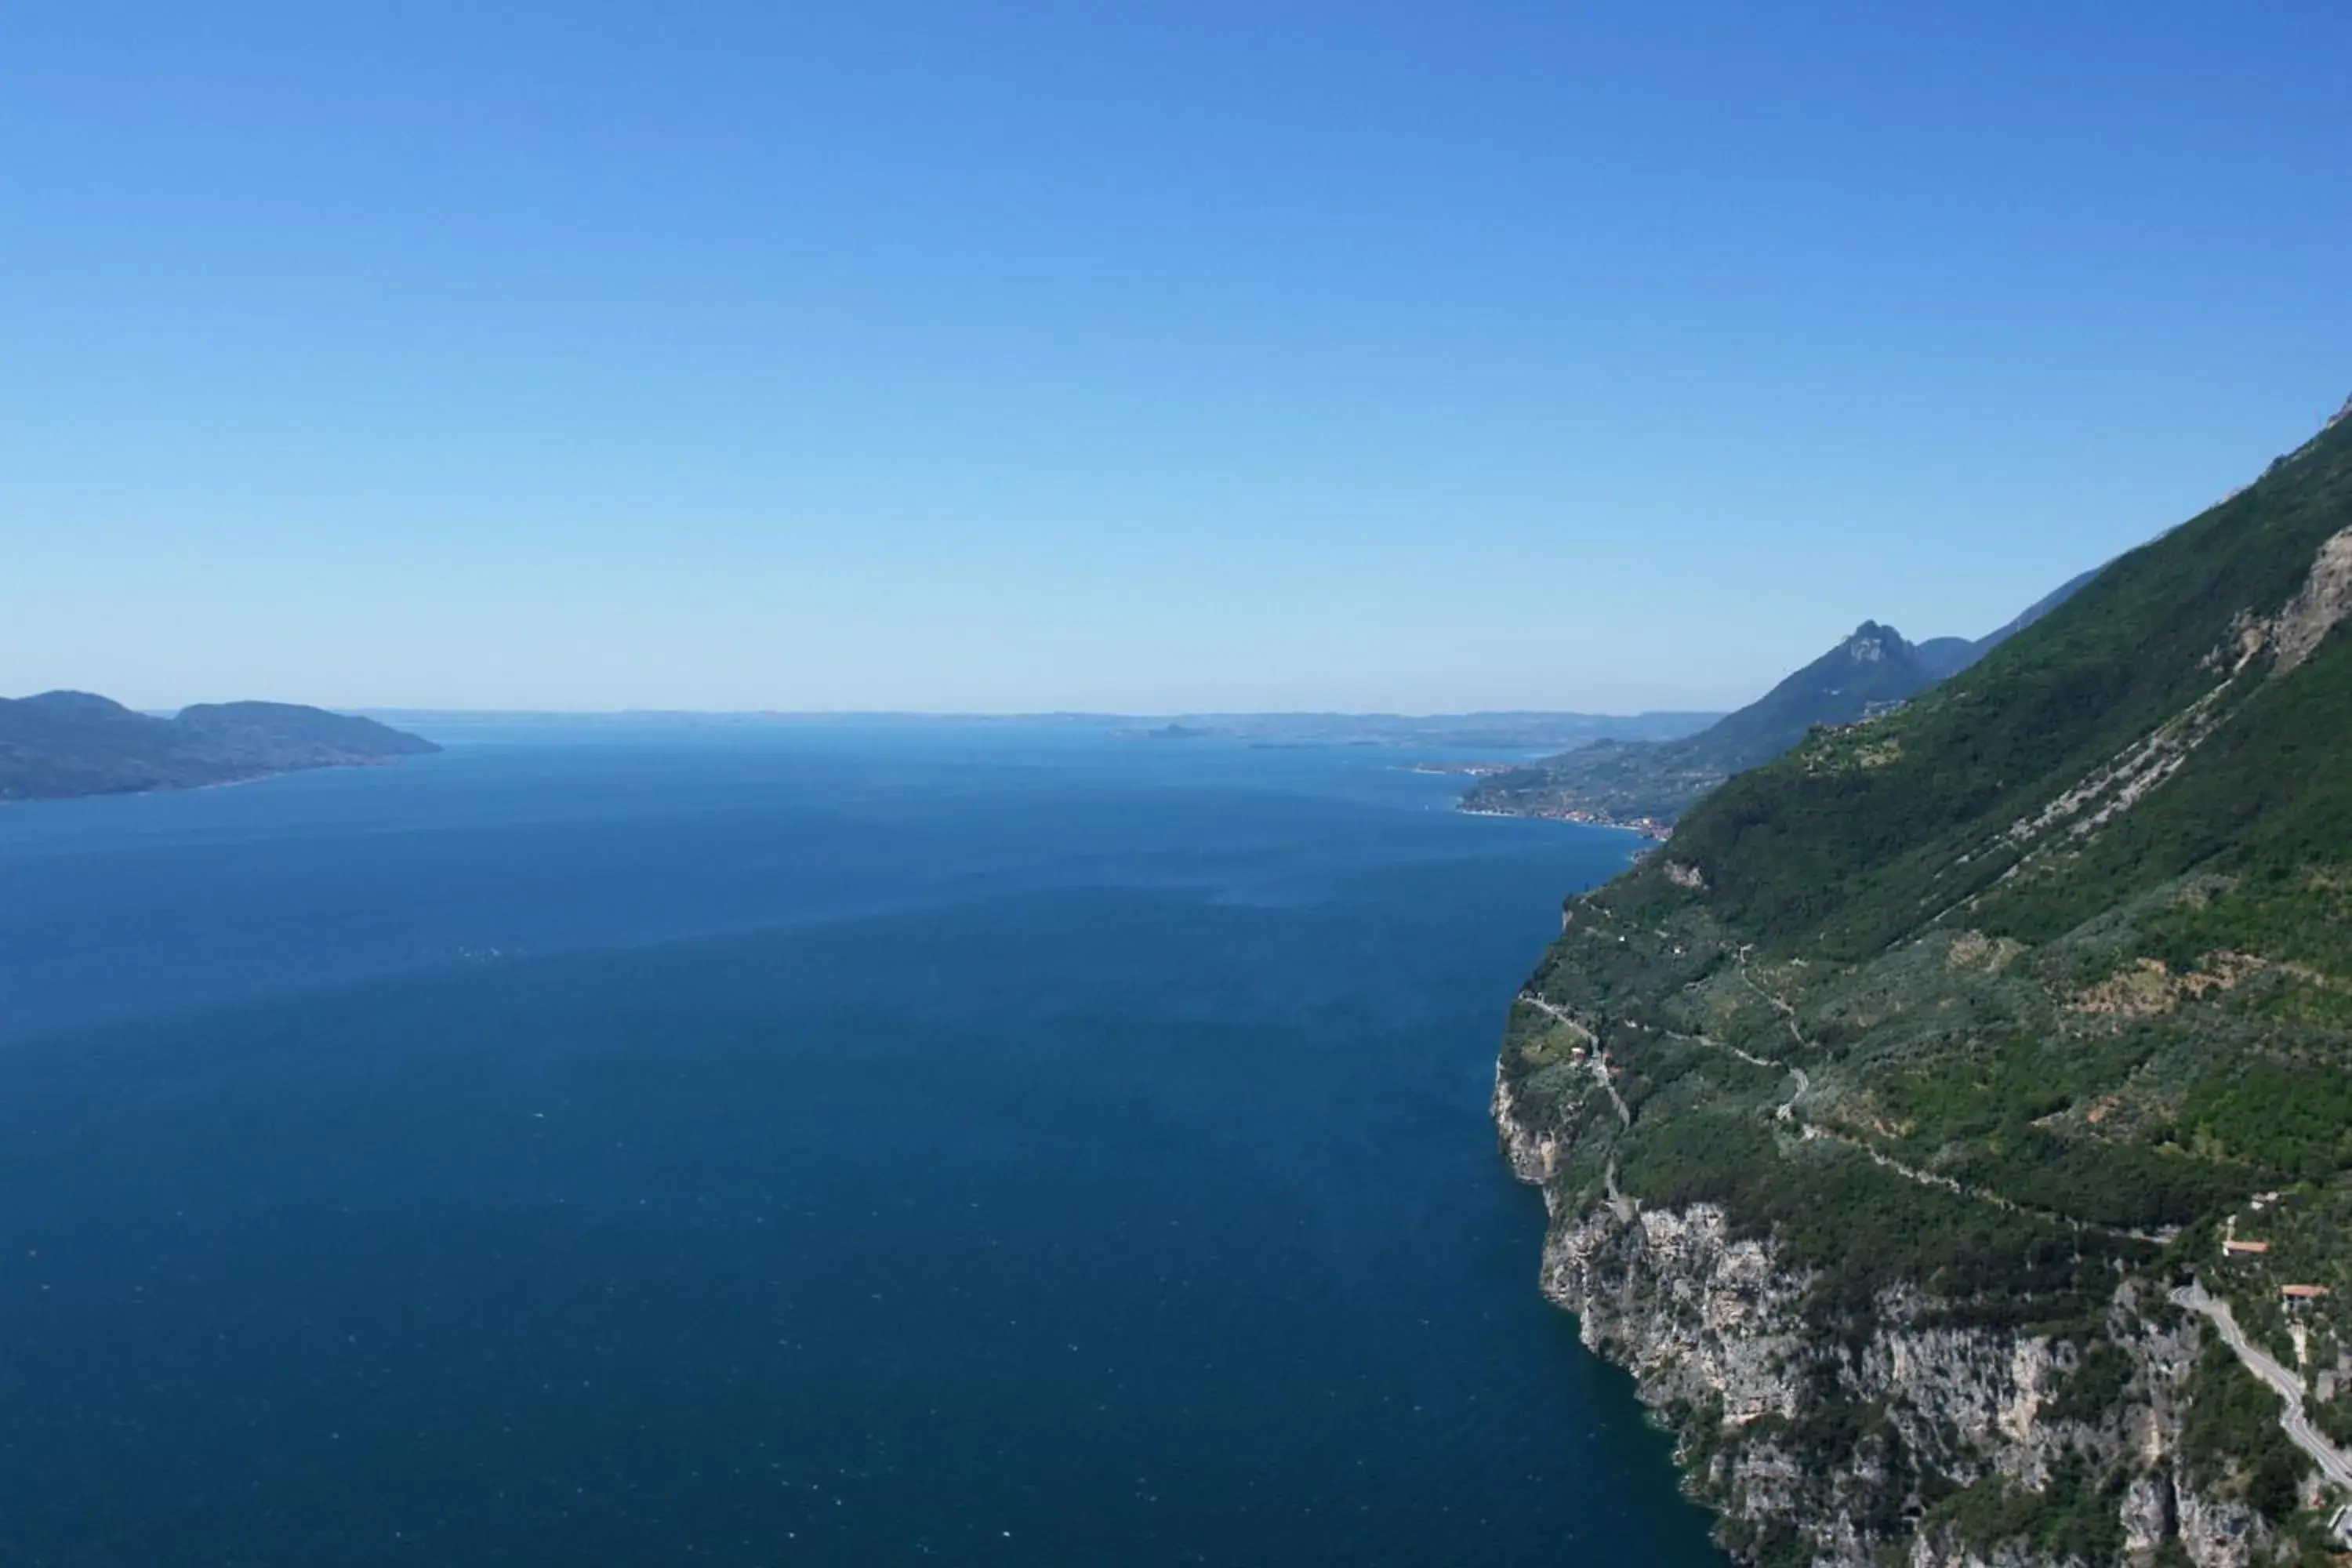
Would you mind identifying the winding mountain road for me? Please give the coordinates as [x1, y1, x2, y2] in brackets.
[2173, 1282, 2352, 1493]
[1516, 993, 1631, 1127]
[1521, 975, 2158, 1244]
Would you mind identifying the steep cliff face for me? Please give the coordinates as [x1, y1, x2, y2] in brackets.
[1496, 399, 2352, 1566]
[1499, 1081, 2274, 1567]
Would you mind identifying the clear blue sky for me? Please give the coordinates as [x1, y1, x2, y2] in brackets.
[7, 2, 2347, 713]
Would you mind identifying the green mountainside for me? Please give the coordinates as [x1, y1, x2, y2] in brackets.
[1497, 398, 2352, 1565]
[1465, 579, 2093, 829]
[0, 691, 439, 800]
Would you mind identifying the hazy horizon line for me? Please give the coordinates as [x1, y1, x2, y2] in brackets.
[339, 705, 1730, 722]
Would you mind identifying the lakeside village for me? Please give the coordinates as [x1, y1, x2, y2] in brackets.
[1510, 803, 1675, 840]
[1413, 764, 1677, 840]
[1407, 760, 1517, 777]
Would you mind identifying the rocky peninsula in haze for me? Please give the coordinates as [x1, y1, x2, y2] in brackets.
[0, 691, 439, 801]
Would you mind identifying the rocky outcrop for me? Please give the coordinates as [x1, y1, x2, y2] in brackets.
[1495, 1085, 2269, 1566]
[1492, 1059, 1563, 1185]
[1540, 1201, 1807, 1432]
[2174, 1488, 2270, 1568]
[2266, 524, 2352, 673]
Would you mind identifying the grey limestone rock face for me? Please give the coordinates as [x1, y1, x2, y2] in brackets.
[1495, 1083, 2262, 1566]
[2173, 1486, 2268, 1568]
[1542, 1203, 1808, 1433]
[2118, 1472, 2176, 1557]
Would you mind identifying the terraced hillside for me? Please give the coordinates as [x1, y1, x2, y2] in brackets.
[1497, 397, 2352, 1566]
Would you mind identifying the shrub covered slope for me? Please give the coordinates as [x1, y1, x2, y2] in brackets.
[1501, 400, 2352, 1565]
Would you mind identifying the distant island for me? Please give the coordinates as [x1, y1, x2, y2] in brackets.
[0, 691, 440, 801]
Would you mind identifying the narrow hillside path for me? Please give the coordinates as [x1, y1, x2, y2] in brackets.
[1733, 946, 1812, 1055]
[1515, 993, 1630, 1127]
[1730, 949, 1823, 1119]
[2174, 1283, 2352, 1494]
[1664, 1028, 1806, 1120]
[1780, 1065, 1810, 1122]
[1526, 972, 2161, 1245]
[1516, 991, 1592, 1044]
[1723, 953, 2163, 1243]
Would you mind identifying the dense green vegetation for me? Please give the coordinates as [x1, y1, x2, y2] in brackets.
[1922, 1459, 2127, 1565]
[1500, 403, 2352, 1561]
[1619, 1113, 2135, 1326]
[2179, 1064, 2352, 1182]
[1668, 416, 2352, 959]
[2180, 1340, 2307, 1525]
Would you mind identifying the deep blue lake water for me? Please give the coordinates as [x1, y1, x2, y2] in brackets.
[0, 723, 1725, 1566]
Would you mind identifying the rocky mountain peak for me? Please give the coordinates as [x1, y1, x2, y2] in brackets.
[1843, 622, 1900, 662]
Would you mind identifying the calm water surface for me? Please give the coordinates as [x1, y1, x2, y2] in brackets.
[0, 724, 1725, 1566]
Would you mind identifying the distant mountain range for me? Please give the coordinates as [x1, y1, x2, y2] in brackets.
[355, 708, 1730, 751]
[1113, 710, 1722, 750]
[1461, 568, 2101, 828]
[0, 691, 440, 801]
